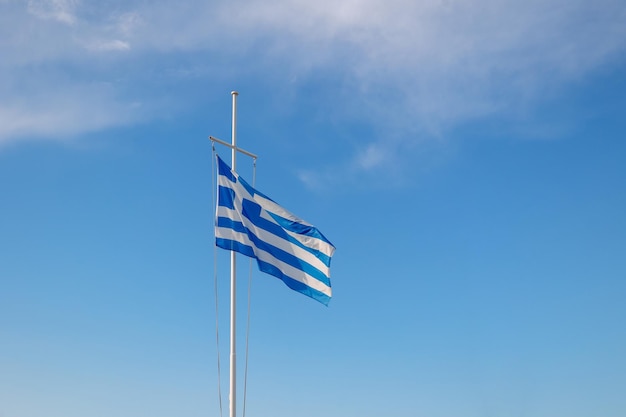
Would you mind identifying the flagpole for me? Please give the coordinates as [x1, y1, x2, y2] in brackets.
[229, 90, 238, 417]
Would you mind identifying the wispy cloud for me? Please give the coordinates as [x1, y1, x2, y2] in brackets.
[84, 39, 131, 52]
[0, 1, 142, 143]
[1, 0, 625, 172]
[27, 0, 78, 25]
[210, 0, 626, 185]
[0, 83, 145, 146]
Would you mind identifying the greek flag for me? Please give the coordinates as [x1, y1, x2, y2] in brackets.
[215, 155, 335, 305]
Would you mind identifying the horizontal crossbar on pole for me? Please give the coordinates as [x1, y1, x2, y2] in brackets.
[209, 136, 258, 159]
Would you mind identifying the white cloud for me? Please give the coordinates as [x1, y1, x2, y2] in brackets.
[0, 84, 145, 146]
[27, 0, 78, 25]
[1, 0, 625, 160]
[202, 0, 625, 185]
[356, 143, 388, 170]
[227, 0, 625, 120]
[85, 39, 131, 52]
[106, 0, 625, 137]
[114, 12, 142, 36]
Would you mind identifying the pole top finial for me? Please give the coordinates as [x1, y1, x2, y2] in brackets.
[231, 91, 239, 96]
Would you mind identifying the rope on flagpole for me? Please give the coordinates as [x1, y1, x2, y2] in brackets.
[211, 144, 224, 417]
[242, 158, 257, 417]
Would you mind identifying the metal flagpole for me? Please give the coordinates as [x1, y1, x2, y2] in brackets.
[210, 92, 257, 417]
[229, 90, 238, 417]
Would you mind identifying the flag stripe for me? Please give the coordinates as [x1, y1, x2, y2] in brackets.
[217, 204, 332, 270]
[215, 155, 335, 305]
[255, 194, 334, 246]
[256, 259, 331, 305]
[216, 233, 332, 297]
[218, 182, 334, 262]
[260, 209, 334, 261]
[216, 216, 331, 287]
[217, 159, 334, 256]
[215, 237, 256, 258]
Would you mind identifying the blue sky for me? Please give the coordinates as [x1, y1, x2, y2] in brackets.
[1, 0, 626, 416]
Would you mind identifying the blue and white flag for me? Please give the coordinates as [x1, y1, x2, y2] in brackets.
[215, 155, 335, 305]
